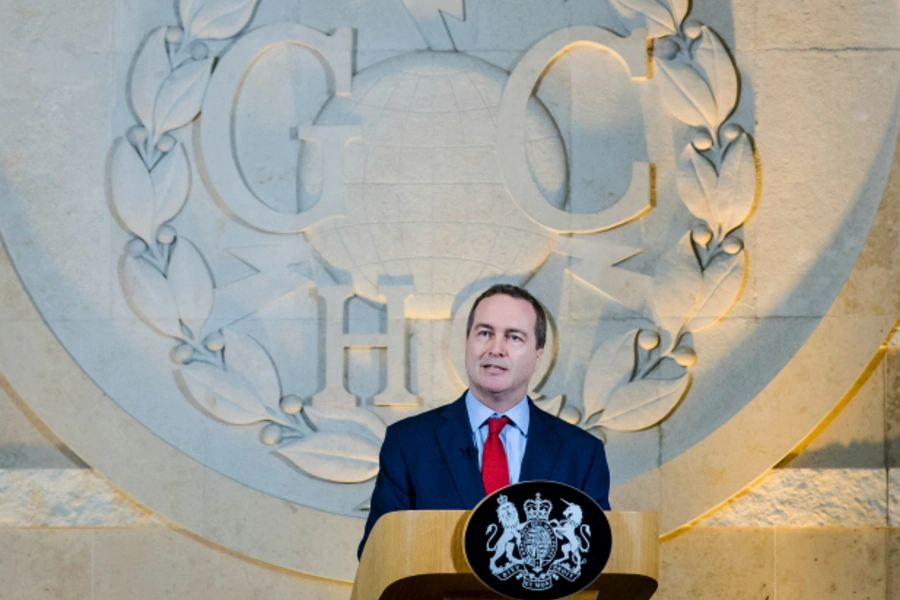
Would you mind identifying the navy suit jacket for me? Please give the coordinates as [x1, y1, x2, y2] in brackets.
[358, 392, 611, 558]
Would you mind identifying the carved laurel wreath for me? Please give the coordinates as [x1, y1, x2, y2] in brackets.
[110, 0, 385, 485]
[109, 0, 758, 484]
[578, 0, 758, 433]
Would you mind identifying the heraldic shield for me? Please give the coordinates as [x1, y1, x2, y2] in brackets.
[464, 481, 612, 600]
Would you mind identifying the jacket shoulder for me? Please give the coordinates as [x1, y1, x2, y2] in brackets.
[533, 404, 605, 449]
[384, 402, 451, 437]
[564, 419, 605, 449]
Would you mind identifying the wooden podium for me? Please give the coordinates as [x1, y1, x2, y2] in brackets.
[352, 511, 658, 600]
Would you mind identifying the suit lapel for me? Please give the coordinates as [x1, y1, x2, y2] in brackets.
[435, 393, 485, 509]
[519, 398, 563, 481]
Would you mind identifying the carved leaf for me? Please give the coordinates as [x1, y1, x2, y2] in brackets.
[152, 58, 213, 139]
[129, 27, 171, 131]
[167, 239, 214, 337]
[597, 376, 689, 431]
[179, 0, 196, 29]
[610, 0, 678, 35]
[668, 0, 690, 28]
[110, 141, 156, 245]
[689, 250, 746, 331]
[655, 57, 716, 129]
[303, 406, 387, 443]
[583, 331, 639, 419]
[608, 0, 639, 19]
[220, 330, 281, 411]
[121, 254, 182, 338]
[717, 133, 757, 234]
[694, 26, 738, 127]
[185, 0, 258, 40]
[277, 432, 381, 483]
[150, 144, 190, 227]
[179, 361, 269, 424]
[676, 143, 718, 225]
[651, 233, 702, 336]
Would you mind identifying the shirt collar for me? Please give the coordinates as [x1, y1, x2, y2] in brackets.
[465, 390, 530, 435]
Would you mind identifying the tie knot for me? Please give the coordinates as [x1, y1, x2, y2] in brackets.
[487, 416, 511, 436]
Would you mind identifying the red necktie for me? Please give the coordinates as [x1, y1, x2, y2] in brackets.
[482, 416, 512, 495]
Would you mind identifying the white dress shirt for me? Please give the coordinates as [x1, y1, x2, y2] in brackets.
[465, 390, 530, 484]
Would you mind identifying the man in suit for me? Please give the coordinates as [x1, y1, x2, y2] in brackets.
[358, 284, 610, 558]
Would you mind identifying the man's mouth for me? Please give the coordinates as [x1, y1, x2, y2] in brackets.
[483, 364, 507, 372]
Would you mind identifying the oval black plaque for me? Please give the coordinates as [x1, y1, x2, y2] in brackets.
[464, 481, 612, 600]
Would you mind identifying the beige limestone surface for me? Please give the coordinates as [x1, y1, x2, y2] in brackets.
[92, 529, 352, 600]
[888, 529, 900, 599]
[776, 528, 888, 599]
[656, 527, 774, 599]
[0, 530, 93, 600]
[757, 0, 900, 49]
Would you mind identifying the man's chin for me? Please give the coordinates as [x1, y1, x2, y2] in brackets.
[477, 375, 510, 391]
[471, 383, 522, 404]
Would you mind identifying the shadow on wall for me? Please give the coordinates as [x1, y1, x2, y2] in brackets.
[0, 443, 87, 469]
[0, 376, 87, 469]
[781, 439, 897, 470]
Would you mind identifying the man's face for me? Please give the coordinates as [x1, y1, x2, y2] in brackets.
[465, 294, 544, 407]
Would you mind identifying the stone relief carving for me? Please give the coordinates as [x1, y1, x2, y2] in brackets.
[580, 2, 758, 432]
[113, 0, 387, 483]
[109, 0, 758, 487]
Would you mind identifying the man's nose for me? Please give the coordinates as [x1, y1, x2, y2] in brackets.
[487, 336, 507, 355]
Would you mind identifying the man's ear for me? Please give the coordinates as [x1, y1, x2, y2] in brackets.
[535, 347, 544, 363]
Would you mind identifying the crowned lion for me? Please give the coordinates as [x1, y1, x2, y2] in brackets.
[485, 495, 524, 573]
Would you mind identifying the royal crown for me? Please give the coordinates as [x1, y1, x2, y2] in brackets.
[524, 493, 553, 521]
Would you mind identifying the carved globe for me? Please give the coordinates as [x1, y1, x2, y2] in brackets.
[303, 51, 567, 317]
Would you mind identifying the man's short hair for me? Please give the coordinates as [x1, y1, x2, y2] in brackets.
[465, 284, 547, 350]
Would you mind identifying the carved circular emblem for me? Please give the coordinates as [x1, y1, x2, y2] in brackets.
[101, 0, 758, 514]
[464, 481, 612, 599]
[4, 0, 896, 581]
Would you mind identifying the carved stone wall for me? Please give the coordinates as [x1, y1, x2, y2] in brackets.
[1, 0, 900, 597]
